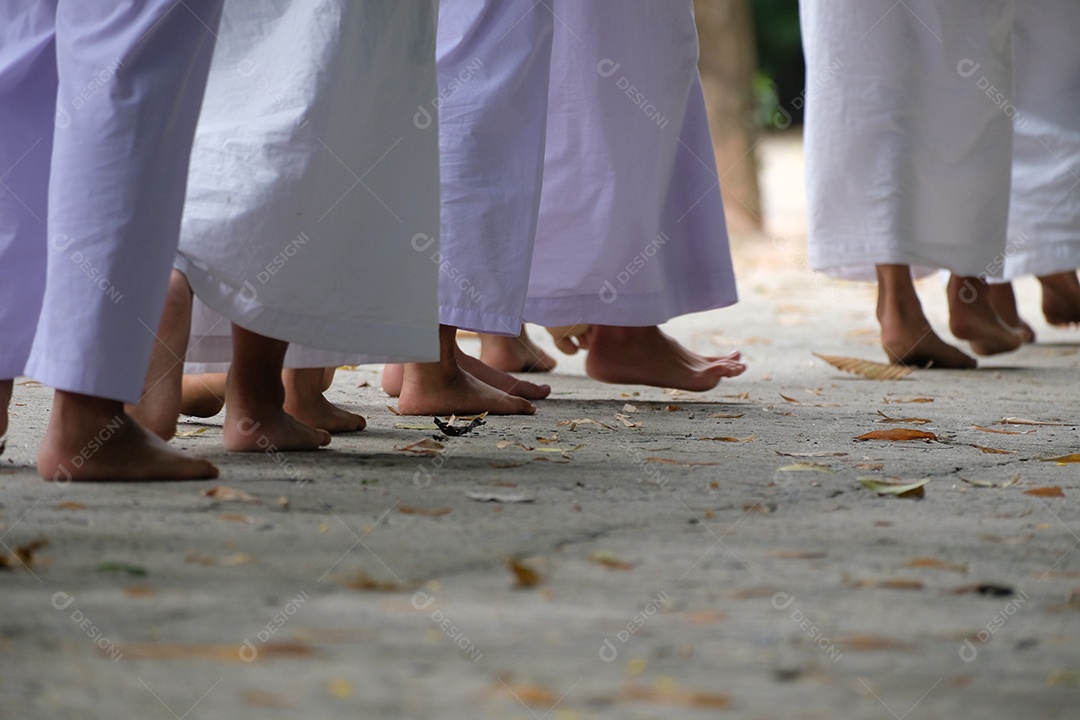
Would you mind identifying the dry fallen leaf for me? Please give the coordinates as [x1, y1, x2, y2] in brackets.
[558, 418, 615, 431]
[856, 428, 937, 442]
[973, 445, 1015, 455]
[620, 683, 732, 709]
[396, 438, 445, 456]
[876, 410, 931, 425]
[973, 425, 1034, 435]
[846, 577, 925, 590]
[508, 558, 542, 588]
[835, 634, 915, 651]
[344, 570, 400, 592]
[398, 506, 453, 517]
[905, 557, 968, 573]
[707, 412, 745, 419]
[217, 513, 254, 523]
[776, 451, 848, 458]
[386, 405, 401, 415]
[767, 550, 827, 559]
[54, 501, 87, 510]
[1000, 417, 1066, 426]
[497, 680, 557, 707]
[721, 392, 751, 401]
[120, 642, 314, 662]
[859, 477, 930, 498]
[854, 462, 885, 471]
[779, 393, 802, 404]
[699, 435, 755, 443]
[467, 491, 535, 504]
[615, 414, 642, 428]
[814, 353, 912, 380]
[0, 538, 47, 571]
[777, 463, 834, 473]
[1024, 487, 1065, 498]
[588, 551, 634, 571]
[175, 427, 209, 439]
[883, 397, 934, 404]
[1039, 454, 1080, 465]
[645, 457, 721, 466]
[202, 486, 260, 503]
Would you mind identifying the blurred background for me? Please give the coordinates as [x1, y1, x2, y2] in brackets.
[694, 0, 804, 233]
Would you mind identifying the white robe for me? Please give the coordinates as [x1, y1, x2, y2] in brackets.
[1001, 0, 1080, 280]
[524, 0, 738, 327]
[179, 0, 441, 372]
[0, 0, 223, 403]
[802, 0, 1015, 281]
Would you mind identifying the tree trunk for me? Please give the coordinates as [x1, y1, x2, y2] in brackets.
[694, 0, 762, 232]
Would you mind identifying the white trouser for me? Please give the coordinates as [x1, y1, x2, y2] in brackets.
[0, 0, 223, 402]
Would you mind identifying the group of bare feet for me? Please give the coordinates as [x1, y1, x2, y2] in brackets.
[876, 265, 1080, 369]
[9, 267, 1078, 483]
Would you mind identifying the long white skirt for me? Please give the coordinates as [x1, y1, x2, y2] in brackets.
[524, 0, 737, 326]
[1001, 0, 1080, 279]
[802, 0, 1015, 281]
[179, 0, 441, 371]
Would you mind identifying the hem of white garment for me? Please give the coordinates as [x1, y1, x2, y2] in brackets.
[177, 257, 439, 364]
[998, 245, 1080, 281]
[23, 356, 142, 405]
[522, 290, 738, 328]
[438, 305, 523, 337]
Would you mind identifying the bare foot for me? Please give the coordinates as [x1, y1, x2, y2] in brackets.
[394, 325, 536, 415]
[222, 325, 330, 452]
[876, 265, 976, 368]
[38, 392, 217, 482]
[283, 367, 365, 433]
[948, 275, 1024, 356]
[546, 324, 592, 355]
[479, 326, 557, 372]
[1038, 271, 1080, 326]
[382, 343, 551, 401]
[397, 364, 536, 416]
[987, 282, 1035, 343]
[127, 270, 193, 440]
[455, 351, 551, 399]
[181, 373, 226, 417]
[1, 378, 12, 455]
[584, 325, 746, 391]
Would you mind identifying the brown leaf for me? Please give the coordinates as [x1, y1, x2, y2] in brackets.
[645, 457, 721, 466]
[779, 393, 802, 404]
[54, 501, 87, 510]
[398, 506, 453, 517]
[118, 642, 314, 662]
[856, 428, 937, 442]
[1040, 454, 1080, 465]
[0, 537, 48, 570]
[123, 585, 157, 598]
[216, 513, 254, 523]
[776, 450, 848, 458]
[396, 438, 445, 456]
[876, 411, 931, 425]
[767, 550, 827, 559]
[721, 391, 751, 400]
[699, 435, 755, 443]
[847, 578, 925, 590]
[835, 634, 914, 651]
[386, 405, 401, 415]
[905, 557, 968, 574]
[1024, 487, 1065, 498]
[665, 404, 683, 412]
[883, 397, 934, 404]
[498, 681, 558, 708]
[973, 425, 1033, 435]
[508, 558, 542, 588]
[973, 445, 1015, 455]
[620, 683, 732, 709]
[707, 412, 745, 419]
[859, 478, 929, 498]
[588, 551, 634, 571]
[202, 486, 259, 503]
[343, 570, 399, 592]
[558, 417, 615, 431]
[814, 353, 912, 380]
[615, 413, 643, 428]
[1000, 417, 1065, 426]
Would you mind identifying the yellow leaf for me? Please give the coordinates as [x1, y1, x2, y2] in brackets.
[973, 445, 1015, 455]
[777, 463, 834, 473]
[328, 679, 353, 699]
[508, 558, 542, 588]
[814, 353, 912, 380]
[1040, 453, 1080, 465]
[175, 427, 209, 438]
[859, 477, 929, 498]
